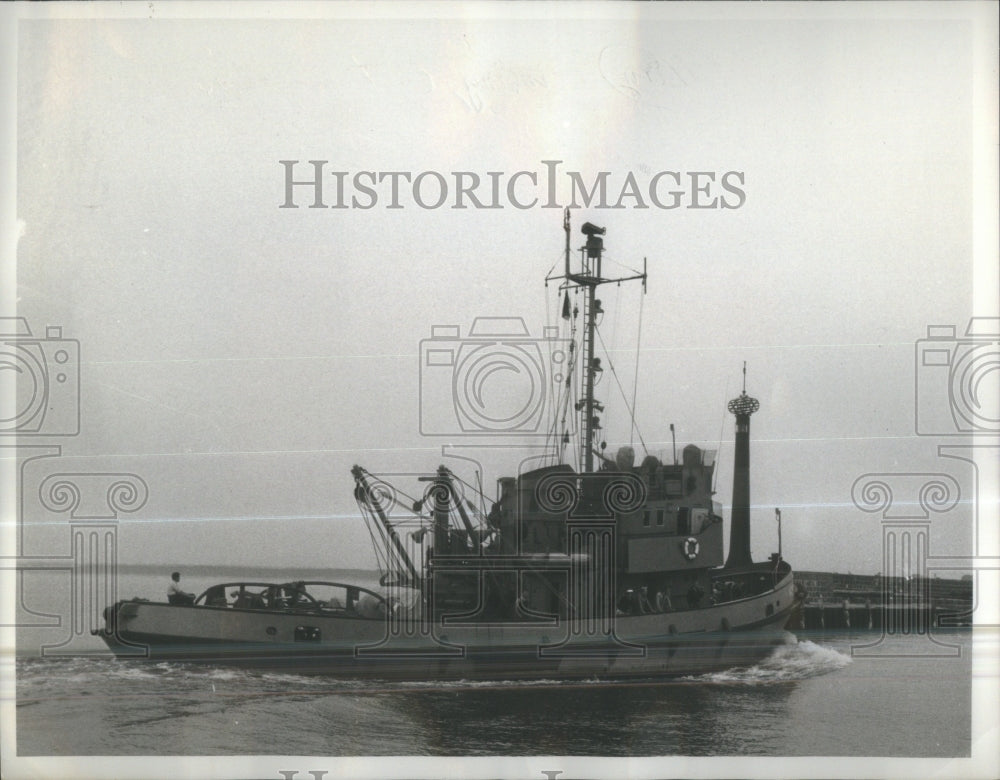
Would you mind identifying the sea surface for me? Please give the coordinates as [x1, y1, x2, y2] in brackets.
[10, 568, 981, 758]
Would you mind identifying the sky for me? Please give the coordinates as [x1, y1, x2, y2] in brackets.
[4, 3, 998, 585]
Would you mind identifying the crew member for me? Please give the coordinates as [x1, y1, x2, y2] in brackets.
[167, 571, 195, 605]
[687, 578, 704, 609]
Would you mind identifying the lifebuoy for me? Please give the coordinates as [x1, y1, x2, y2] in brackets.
[682, 536, 699, 560]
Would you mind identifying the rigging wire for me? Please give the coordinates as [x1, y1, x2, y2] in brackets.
[364, 468, 490, 555]
[712, 379, 730, 493]
[547, 283, 581, 469]
[353, 468, 430, 581]
[449, 470, 493, 509]
[369, 501, 401, 575]
[544, 281, 567, 464]
[601, 254, 647, 287]
[362, 470, 424, 511]
[542, 279, 561, 462]
[539, 248, 570, 464]
[357, 501, 392, 577]
[594, 324, 649, 457]
[630, 285, 646, 455]
[475, 470, 487, 527]
[602, 283, 623, 439]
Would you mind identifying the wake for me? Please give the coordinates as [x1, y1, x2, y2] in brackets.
[690, 634, 851, 684]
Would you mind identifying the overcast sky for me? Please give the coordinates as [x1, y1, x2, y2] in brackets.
[6, 4, 998, 580]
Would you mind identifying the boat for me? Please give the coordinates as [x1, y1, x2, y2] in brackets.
[96, 213, 800, 679]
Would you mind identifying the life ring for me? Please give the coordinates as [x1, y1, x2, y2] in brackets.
[682, 536, 699, 560]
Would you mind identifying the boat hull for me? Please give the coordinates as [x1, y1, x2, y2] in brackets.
[98, 574, 798, 680]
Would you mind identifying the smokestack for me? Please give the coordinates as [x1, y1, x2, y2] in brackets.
[725, 383, 759, 569]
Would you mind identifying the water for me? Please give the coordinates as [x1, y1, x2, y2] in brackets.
[14, 631, 973, 757]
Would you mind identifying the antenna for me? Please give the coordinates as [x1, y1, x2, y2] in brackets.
[563, 207, 571, 278]
[742, 360, 747, 393]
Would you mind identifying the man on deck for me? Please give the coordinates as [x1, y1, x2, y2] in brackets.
[167, 571, 195, 605]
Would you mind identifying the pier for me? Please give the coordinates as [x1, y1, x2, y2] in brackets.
[794, 570, 972, 631]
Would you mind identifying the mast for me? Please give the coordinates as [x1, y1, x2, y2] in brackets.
[548, 211, 646, 472]
[581, 227, 600, 472]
